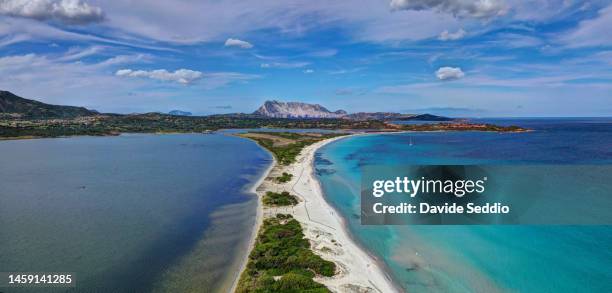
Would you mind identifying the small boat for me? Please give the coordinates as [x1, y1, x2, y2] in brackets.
[409, 137, 413, 146]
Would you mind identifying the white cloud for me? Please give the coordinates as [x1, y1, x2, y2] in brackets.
[115, 68, 259, 88]
[0, 0, 104, 24]
[115, 68, 203, 85]
[224, 38, 253, 49]
[303, 69, 314, 73]
[560, 4, 612, 47]
[438, 28, 466, 40]
[0, 51, 260, 113]
[2, 0, 555, 47]
[390, 0, 507, 19]
[436, 66, 465, 80]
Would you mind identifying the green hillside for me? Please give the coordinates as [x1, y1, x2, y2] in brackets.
[0, 91, 98, 119]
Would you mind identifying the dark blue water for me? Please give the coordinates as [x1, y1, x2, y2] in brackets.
[0, 134, 272, 292]
[315, 118, 612, 292]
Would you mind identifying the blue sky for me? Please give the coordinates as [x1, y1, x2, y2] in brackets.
[1, 0, 611, 117]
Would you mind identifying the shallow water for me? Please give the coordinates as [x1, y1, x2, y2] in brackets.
[315, 118, 612, 292]
[0, 133, 271, 292]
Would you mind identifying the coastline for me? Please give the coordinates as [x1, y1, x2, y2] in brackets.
[232, 134, 400, 293]
[227, 151, 276, 293]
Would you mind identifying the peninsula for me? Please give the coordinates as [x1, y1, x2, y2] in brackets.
[234, 131, 399, 292]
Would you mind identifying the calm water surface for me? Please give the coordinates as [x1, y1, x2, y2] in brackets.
[0, 133, 271, 292]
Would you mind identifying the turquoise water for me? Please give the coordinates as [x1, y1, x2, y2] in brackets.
[315, 118, 612, 292]
[0, 134, 272, 292]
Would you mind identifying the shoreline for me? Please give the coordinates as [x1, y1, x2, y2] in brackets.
[0, 126, 530, 142]
[227, 151, 276, 293]
[306, 136, 405, 292]
[232, 134, 400, 292]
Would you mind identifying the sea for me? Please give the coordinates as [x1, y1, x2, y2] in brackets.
[0, 133, 272, 292]
[315, 118, 612, 292]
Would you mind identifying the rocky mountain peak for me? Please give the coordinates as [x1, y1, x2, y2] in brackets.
[254, 100, 347, 118]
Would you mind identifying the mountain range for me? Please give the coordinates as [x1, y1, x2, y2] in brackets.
[0, 91, 451, 121]
[253, 100, 452, 121]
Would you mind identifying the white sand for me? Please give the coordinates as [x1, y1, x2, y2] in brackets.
[232, 135, 400, 293]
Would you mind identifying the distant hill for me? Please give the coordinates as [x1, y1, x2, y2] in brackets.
[253, 100, 452, 121]
[0, 91, 98, 119]
[254, 100, 347, 118]
[0, 92, 452, 122]
[398, 113, 453, 121]
[343, 112, 452, 121]
[343, 112, 413, 121]
[168, 110, 192, 116]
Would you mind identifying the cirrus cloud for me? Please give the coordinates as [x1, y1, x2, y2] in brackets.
[224, 38, 253, 49]
[390, 0, 507, 19]
[560, 4, 612, 48]
[0, 0, 104, 24]
[436, 66, 465, 80]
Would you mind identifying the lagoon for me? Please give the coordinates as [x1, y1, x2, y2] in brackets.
[0, 134, 271, 292]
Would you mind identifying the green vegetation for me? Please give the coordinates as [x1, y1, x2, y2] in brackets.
[256, 138, 315, 165]
[400, 122, 528, 132]
[0, 113, 386, 139]
[256, 132, 315, 140]
[0, 90, 97, 119]
[239, 132, 348, 165]
[263, 191, 298, 206]
[236, 214, 335, 293]
[0, 117, 527, 140]
[276, 172, 293, 183]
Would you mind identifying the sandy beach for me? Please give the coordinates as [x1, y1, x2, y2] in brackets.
[225, 153, 275, 293]
[231, 135, 400, 293]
